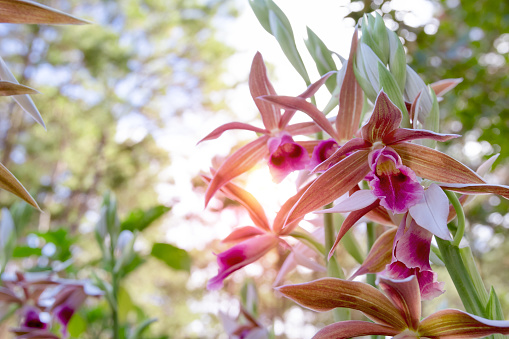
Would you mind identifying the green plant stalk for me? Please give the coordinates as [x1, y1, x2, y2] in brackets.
[110, 236, 120, 339]
[323, 204, 349, 321]
[366, 222, 377, 287]
[289, 230, 325, 256]
[444, 190, 465, 246]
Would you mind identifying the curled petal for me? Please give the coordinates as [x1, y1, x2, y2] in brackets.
[312, 138, 371, 173]
[277, 278, 407, 330]
[308, 139, 339, 171]
[438, 183, 509, 200]
[419, 309, 509, 339]
[430, 78, 463, 97]
[385, 262, 444, 301]
[0, 81, 39, 96]
[207, 234, 279, 290]
[318, 189, 377, 214]
[313, 321, 400, 339]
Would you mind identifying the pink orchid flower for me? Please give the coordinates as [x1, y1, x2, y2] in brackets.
[199, 52, 335, 205]
[203, 174, 318, 290]
[278, 275, 509, 339]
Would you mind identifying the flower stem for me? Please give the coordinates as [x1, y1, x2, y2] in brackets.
[444, 190, 465, 247]
[366, 222, 377, 287]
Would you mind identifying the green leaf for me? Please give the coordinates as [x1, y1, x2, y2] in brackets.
[248, 0, 271, 33]
[128, 318, 158, 339]
[459, 246, 489, 306]
[373, 12, 389, 64]
[151, 243, 191, 272]
[422, 87, 440, 148]
[378, 62, 409, 126]
[486, 286, 504, 321]
[118, 286, 134, 322]
[305, 27, 337, 92]
[388, 30, 406, 91]
[12, 246, 41, 258]
[121, 205, 171, 232]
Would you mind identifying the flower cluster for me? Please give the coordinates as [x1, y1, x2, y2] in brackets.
[200, 7, 509, 339]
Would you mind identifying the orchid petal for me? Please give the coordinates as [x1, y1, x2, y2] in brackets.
[409, 184, 452, 240]
[360, 91, 402, 143]
[0, 162, 39, 209]
[222, 226, 266, 243]
[307, 139, 339, 170]
[336, 28, 364, 141]
[280, 72, 334, 128]
[317, 189, 377, 214]
[419, 309, 509, 339]
[312, 138, 371, 173]
[259, 95, 339, 140]
[328, 199, 380, 260]
[205, 136, 269, 206]
[0, 81, 39, 96]
[383, 128, 459, 145]
[438, 183, 509, 200]
[249, 52, 280, 131]
[366, 206, 396, 226]
[430, 78, 463, 97]
[313, 321, 400, 339]
[202, 174, 270, 231]
[391, 143, 485, 184]
[276, 278, 407, 329]
[268, 134, 310, 183]
[409, 90, 422, 126]
[477, 154, 499, 177]
[379, 276, 421, 330]
[0, 0, 88, 24]
[197, 122, 267, 144]
[350, 228, 396, 280]
[0, 56, 45, 128]
[285, 150, 371, 226]
[207, 234, 279, 290]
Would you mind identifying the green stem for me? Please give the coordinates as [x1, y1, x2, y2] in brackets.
[110, 234, 120, 339]
[366, 222, 376, 287]
[289, 229, 325, 256]
[444, 190, 465, 246]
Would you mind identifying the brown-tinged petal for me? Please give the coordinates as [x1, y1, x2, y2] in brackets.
[202, 174, 270, 231]
[204, 136, 269, 206]
[249, 52, 280, 131]
[0, 0, 89, 24]
[360, 91, 402, 143]
[438, 183, 509, 200]
[430, 78, 463, 97]
[276, 278, 407, 329]
[383, 128, 459, 145]
[275, 180, 315, 235]
[0, 81, 38, 95]
[280, 72, 334, 128]
[350, 228, 396, 280]
[367, 206, 395, 226]
[313, 320, 401, 339]
[418, 309, 509, 339]
[259, 95, 339, 140]
[198, 122, 267, 144]
[312, 138, 371, 173]
[379, 276, 421, 330]
[0, 286, 22, 303]
[285, 150, 371, 226]
[336, 28, 363, 141]
[222, 226, 266, 243]
[298, 140, 322, 154]
[392, 143, 485, 184]
[328, 199, 380, 260]
[0, 162, 39, 209]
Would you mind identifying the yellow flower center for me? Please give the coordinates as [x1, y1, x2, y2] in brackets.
[376, 159, 399, 176]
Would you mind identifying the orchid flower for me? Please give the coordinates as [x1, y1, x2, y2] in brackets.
[278, 275, 509, 339]
[261, 89, 509, 229]
[199, 52, 335, 205]
[203, 174, 322, 290]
